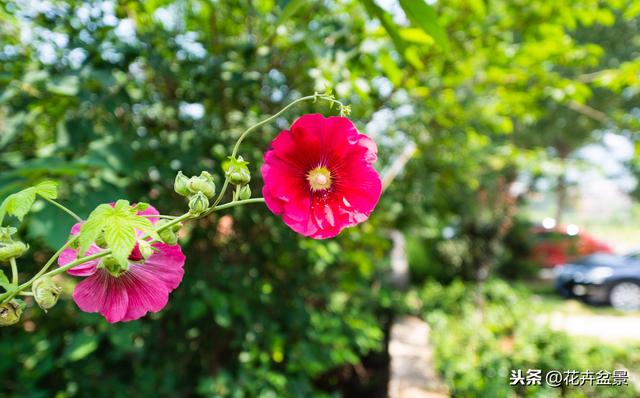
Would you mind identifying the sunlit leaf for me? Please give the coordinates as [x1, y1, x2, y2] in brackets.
[0, 181, 59, 223]
[275, 0, 306, 27]
[398, 0, 449, 52]
[360, 0, 407, 55]
[0, 270, 12, 291]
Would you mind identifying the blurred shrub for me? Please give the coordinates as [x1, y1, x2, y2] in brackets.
[420, 279, 639, 398]
[495, 219, 540, 280]
[0, 1, 396, 396]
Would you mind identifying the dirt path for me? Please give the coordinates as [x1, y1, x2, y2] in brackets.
[388, 316, 449, 398]
[543, 312, 640, 343]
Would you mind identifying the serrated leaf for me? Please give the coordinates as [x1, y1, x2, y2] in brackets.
[78, 217, 104, 255]
[0, 180, 59, 223]
[128, 217, 161, 241]
[78, 200, 156, 265]
[104, 220, 136, 266]
[0, 270, 12, 291]
[398, 0, 449, 52]
[1, 188, 36, 222]
[34, 180, 58, 199]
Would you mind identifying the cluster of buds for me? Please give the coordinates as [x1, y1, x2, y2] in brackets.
[0, 227, 28, 263]
[174, 171, 216, 216]
[224, 156, 252, 201]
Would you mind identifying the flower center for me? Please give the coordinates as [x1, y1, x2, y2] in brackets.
[307, 166, 332, 191]
[100, 256, 129, 277]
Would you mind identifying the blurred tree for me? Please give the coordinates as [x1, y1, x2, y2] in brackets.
[0, 0, 639, 396]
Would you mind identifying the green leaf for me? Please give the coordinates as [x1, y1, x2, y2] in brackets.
[0, 181, 58, 222]
[275, 0, 306, 27]
[104, 220, 136, 266]
[398, 0, 449, 52]
[46, 75, 79, 96]
[379, 52, 403, 86]
[360, 0, 407, 55]
[78, 203, 112, 254]
[0, 189, 35, 222]
[78, 200, 157, 265]
[0, 270, 12, 292]
[0, 180, 59, 223]
[64, 333, 99, 362]
[34, 180, 58, 200]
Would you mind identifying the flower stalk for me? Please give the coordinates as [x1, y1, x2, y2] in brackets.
[0, 91, 361, 325]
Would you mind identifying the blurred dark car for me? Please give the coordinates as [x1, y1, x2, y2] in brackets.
[555, 252, 640, 311]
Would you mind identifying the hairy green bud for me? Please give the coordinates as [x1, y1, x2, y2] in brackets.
[157, 220, 181, 245]
[0, 227, 17, 242]
[188, 175, 216, 198]
[174, 171, 190, 197]
[0, 241, 28, 263]
[224, 156, 251, 186]
[189, 192, 209, 216]
[95, 231, 108, 249]
[138, 240, 154, 260]
[0, 300, 23, 326]
[238, 185, 252, 200]
[32, 276, 62, 311]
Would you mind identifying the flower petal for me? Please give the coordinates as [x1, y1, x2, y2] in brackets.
[120, 265, 171, 322]
[58, 244, 101, 276]
[142, 243, 185, 290]
[72, 270, 130, 323]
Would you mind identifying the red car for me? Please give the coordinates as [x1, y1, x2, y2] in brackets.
[530, 225, 613, 268]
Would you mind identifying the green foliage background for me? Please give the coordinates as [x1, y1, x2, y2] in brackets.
[0, 0, 639, 396]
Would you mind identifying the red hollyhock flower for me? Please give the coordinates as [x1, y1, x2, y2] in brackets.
[261, 114, 381, 239]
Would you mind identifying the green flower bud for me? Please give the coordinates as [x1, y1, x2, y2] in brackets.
[32, 276, 62, 311]
[0, 300, 23, 326]
[199, 171, 214, 182]
[138, 240, 154, 260]
[174, 171, 190, 197]
[238, 185, 251, 200]
[0, 241, 28, 263]
[95, 231, 108, 249]
[0, 227, 17, 242]
[157, 220, 181, 245]
[224, 156, 251, 186]
[189, 192, 209, 216]
[188, 175, 216, 198]
[134, 202, 150, 212]
[101, 255, 129, 277]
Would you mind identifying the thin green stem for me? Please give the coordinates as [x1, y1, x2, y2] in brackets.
[206, 198, 265, 214]
[142, 214, 177, 219]
[10, 258, 18, 285]
[31, 235, 78, 282]
[230, 94, 343, 158]
[44, 197, 83, 223]
[213, 93, 343, 208]
[211, 179, 230, 208]
[42, 249, 112, 280]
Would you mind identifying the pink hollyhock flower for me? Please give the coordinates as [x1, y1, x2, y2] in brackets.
[58, 205, 185, 323]
[261, 114, 382, 239]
